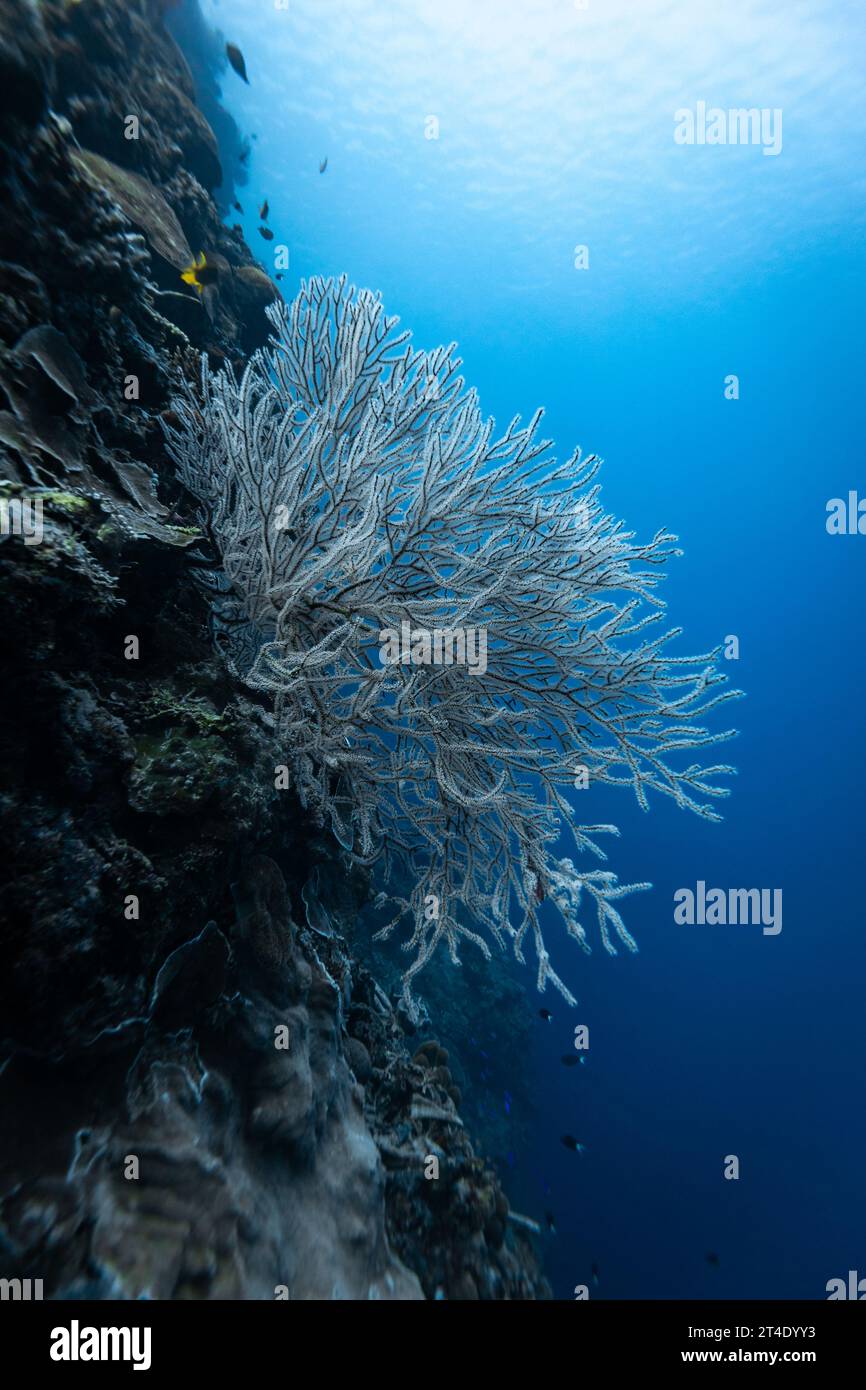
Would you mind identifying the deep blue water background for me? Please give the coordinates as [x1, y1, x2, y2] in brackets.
[193, 0, 865, 1298]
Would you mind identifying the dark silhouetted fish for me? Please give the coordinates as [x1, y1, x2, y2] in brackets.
[258, 226, 274, 241]
[539, 1008, 553, 1022]
[545, 1211, 557, 1233]
[259, 199, 269, 220]
[706, 1251, 720, 1267]
[232, 200, 243, 213]
[591, 1260, 600, 1286]
[319, 156, 328, 173]
[561, 1054, 581, 1067]
[561, 1134, 586, 1153]
[226, 43, 249, 83]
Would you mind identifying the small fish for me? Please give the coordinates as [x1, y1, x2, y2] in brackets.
[561, 1054, 584, 1067]
[538, 1009, 553, 1023]
[180, 252, 219, 293]
[561, 1134, 586, 1153]
[226, 43, 249, 83]
[275, 273, 283, 280]
[259, 199, 269, 220]
[319, 156, 328, 174]
[233, 200, 243, 213]
[544, 1211, 557, 1234]
[705, 1251, 720, 1267]
[258, 226, 274, 241]
[591, 1260, 600, 1286]
[239, 148, 250, 165]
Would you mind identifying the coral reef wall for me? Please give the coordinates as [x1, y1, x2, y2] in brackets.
[0, 0, 548, 1299]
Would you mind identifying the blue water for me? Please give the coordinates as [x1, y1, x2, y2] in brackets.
[196, 0, 866, 1298]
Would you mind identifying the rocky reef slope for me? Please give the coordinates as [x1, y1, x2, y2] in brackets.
[0, 0, 548, 1299]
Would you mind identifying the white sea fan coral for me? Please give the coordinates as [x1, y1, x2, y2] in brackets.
[163, 274, 739, 1017]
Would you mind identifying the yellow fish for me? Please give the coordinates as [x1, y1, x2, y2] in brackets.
[180, 252, 219, 294]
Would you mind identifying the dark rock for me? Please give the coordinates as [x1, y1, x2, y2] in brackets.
[0, 0, 52, 136]
[344, 1035, 372, 1084]
[0, 262, 51, 344]
[149, 920, 230, 1026]
[151, 288, 208, 339]
[0, 0, 549, 1304]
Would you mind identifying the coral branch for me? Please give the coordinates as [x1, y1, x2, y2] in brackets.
[164, 274, 740, 1017]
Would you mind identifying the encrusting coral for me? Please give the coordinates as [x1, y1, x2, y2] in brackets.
[164, 273, 740, 1017]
